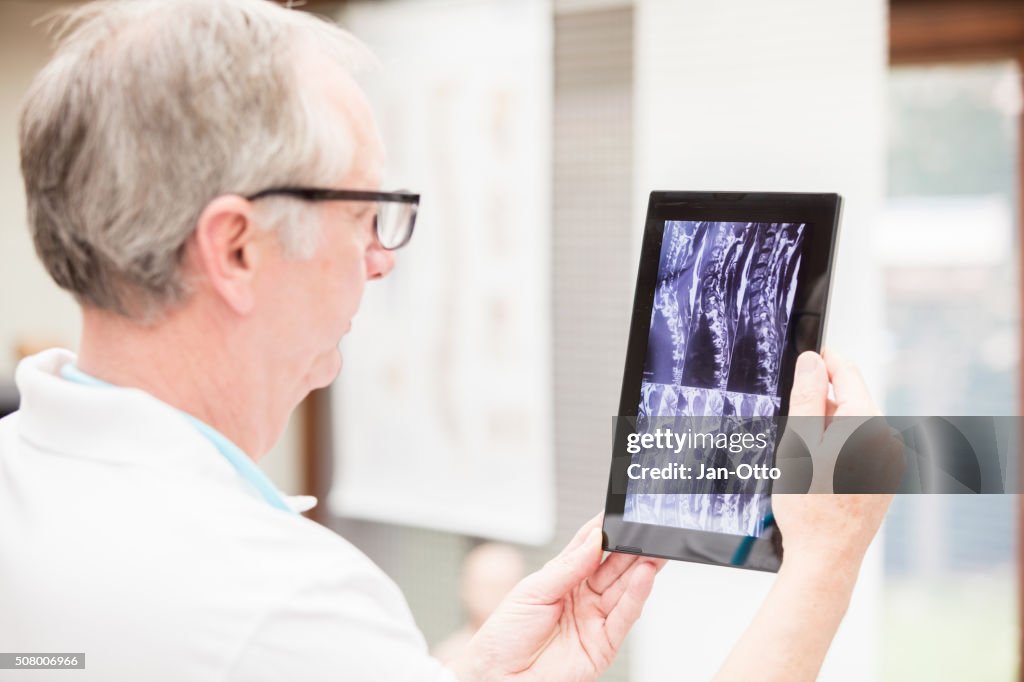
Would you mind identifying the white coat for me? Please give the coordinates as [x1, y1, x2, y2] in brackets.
[0, 349, 455, 682]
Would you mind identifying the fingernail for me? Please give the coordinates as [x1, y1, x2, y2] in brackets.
[796, 352, 819, 376]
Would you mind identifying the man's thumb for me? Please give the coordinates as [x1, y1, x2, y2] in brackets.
[789, 351, 828, 417]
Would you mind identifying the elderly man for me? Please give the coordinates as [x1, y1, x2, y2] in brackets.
[0, 1, 890, 680]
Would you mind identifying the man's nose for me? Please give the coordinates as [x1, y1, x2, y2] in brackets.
[366, 242, 396, 280]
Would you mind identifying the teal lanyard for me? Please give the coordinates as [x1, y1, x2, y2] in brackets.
[60, 364, 295, 514]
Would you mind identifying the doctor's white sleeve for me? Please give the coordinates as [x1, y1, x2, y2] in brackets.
[223, 572, 458, 682]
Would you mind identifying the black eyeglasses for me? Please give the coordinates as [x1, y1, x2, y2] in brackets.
[246, 187, 420, 250]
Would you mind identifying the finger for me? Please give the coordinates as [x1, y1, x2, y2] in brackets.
[587, 551, 639, 595]
[564, 512, 604, 554]
[516, 527, 602, 604]
[598, 558, 664, 614]
[825, 397, 838, 419]
[822, 348, 874, 413]
[788, 351, 828, 444]
[604, 560, 658, 650]
[789, 351, 828, 416]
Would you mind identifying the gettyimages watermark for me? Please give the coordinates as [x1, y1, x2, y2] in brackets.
[610, 415, 1018, 496]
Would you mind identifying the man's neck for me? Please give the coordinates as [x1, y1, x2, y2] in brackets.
[76, 306, 274, 459]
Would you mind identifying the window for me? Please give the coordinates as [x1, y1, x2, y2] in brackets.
[880, 59, 1020, 681]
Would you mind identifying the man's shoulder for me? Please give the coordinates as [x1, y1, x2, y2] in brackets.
[246, 508, 391, 585]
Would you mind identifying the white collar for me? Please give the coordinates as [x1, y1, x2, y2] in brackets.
[14, 348, 316, 514]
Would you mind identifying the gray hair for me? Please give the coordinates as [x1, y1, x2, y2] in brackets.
[19, 0, 372, 320]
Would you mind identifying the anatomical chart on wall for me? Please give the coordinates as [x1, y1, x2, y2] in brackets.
[327, 0, 555, 544]
[625, 221, 805, 536]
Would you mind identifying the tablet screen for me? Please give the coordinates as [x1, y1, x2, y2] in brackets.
[624, 221, 805, 537]
[604, 192, 839, 571]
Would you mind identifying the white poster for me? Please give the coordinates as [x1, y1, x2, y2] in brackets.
[328, 0, 555, 544]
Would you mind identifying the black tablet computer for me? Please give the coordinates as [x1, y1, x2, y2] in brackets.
[602, 191, 841, 572]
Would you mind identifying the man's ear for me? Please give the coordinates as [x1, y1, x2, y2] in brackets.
[191, 194, 267, 315]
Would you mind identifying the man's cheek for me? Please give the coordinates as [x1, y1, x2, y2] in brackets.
[343, 274, 365, 312]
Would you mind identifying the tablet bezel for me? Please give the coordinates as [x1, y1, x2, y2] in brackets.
[601, 191, 842, 572]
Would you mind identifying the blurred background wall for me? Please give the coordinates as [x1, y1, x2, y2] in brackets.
[0, 0, 1019, 680]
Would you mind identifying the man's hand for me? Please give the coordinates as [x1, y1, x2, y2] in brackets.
[716, 348, 895, 682]
[773, 348, 893, 572]
[450, 515, 663, 682]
